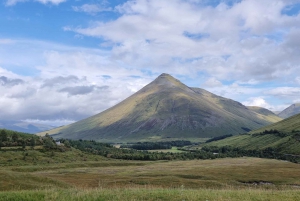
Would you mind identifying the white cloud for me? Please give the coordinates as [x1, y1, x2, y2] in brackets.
[243, 97, 290, 111]
[72, 4, 112, 15]
[36, 0, 66, 5]
[23, 119, 75, 127]
[0, 40, 153, 125]
[243, 97, 271, 108]
[5, 0, 66, 6]
[203, 77, 223, 88]
[266, 87, 300, 98]
[65, 0, 300, 82]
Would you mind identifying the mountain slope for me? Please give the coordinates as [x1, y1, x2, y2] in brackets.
[247, 106, 282, 123]
[249, 113, 300, 134]
[38, 74, 281, 142]
[207, 113, 300, 154]
[278, 103, 300, 119]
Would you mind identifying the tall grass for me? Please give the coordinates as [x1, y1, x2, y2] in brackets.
[1, 188, 300, 201]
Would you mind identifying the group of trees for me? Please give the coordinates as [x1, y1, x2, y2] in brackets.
[66, 139, 300, 163]
[120, 140, 192, 150]
[205, 134, 233, 143]
[0, 129, 70, 152]
[0, 129, 40, 149]
[253, 130, 289, 137]
[68, 139, 217, 160]
[202, 146, 300, 163]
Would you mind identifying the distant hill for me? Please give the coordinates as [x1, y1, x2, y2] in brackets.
[247, 106, 282, 123]
[0, 120, 55, 134]
[278, 103, 300, 119]
[206, 113, 300, 154]
[38, 73, 281, 142]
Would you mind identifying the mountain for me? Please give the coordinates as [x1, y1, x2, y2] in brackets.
[278, 103, 300, 119]
[0, 120, 55, 134]
[246, 106, 282, 123]
[206, 113, 300, 154]
[38, 73, 281, 142]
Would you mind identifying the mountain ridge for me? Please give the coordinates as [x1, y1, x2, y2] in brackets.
[278, 103, 300, 119]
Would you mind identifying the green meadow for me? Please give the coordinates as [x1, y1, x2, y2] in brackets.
[1, 155, 300, 200]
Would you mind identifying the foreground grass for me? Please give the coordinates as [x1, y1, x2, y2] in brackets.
[1, 188, 300, 201]
[1, 157, 300, 200]
[30, 158, 300, 189]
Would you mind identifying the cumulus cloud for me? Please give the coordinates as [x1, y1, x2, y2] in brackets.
[243, 97, 271, 108]
[65, 0, 300, 81]
[0, 40, 152, 125]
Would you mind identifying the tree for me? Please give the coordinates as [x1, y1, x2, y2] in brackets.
[12, 132, 18, 142]
[0, 130, 8, 142]
[30, 138, 36, 149]
[21, 140, 26, 149]
[63, 140, 71, 148]
[44, 138, 55, 149]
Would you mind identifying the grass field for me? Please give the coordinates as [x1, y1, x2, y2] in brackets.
[1, 188, 300, 201]
[1, 154, 300, 200]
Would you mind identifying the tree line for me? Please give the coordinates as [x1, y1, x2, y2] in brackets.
[120, 140, 192, 150]
[0, 129, 70, 152]
[67, 139, 300, 163]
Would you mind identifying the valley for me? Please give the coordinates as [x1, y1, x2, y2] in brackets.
[1, 76, 300, 201]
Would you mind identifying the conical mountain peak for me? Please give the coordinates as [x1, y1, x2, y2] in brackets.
[154, 73, 181, 85]
[146, 73, 193, 93]
[38, 74, 281, 142]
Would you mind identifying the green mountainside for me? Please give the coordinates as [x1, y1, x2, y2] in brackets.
[247, 106, 282, 123]
[278, 103, 300, 119]
[207, 113, 300, 154]
[38, 74, 281, 142]
[249, 113, 300, 134]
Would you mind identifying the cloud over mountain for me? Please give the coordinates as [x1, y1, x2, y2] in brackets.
[0, 0, 300, 125]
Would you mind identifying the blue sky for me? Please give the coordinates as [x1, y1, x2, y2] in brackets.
[1, 0, 300, 126]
